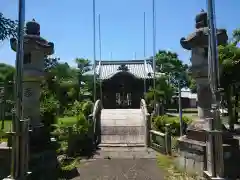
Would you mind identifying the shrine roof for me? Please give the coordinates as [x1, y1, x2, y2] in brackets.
[83, 59, 161, 80]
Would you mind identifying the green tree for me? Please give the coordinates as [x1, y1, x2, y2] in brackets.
[0, 63, 15, 82]
[219, 30, 240, 131]
[155, 50, 189, 89]
[75, 58, 91, 100]
[0, 13, 17, 41]
[232, 28, 240, 46]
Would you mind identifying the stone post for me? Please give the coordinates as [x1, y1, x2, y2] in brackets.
[145, 113, 151, 147]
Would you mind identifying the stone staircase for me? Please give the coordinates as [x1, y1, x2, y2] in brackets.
[100, 109, 145, 147]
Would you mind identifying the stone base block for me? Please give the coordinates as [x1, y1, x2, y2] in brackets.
[29, 125, 51, 152]
[0, 143, 11, 179]
[186, 119, 232, 142]
[29, 149, 59, 180]
[203, 171, 225, 180]
[177, 136, 240, 179]
[176, 136, 206, 175]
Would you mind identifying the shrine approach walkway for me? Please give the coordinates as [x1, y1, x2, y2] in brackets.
[72, 109, 165, 180]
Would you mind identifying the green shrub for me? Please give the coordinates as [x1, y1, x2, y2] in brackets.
[81, 101, 93, 117]
[153, 115, 193, 136]
[52, 112, 93, 156]
[63, 100, 93, 118]
[71, 100, 82, 117]
[40, 95, 58, 129]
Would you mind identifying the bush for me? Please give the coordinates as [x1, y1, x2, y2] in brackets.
[52, 112, 93, 157]
[63, 100, 93, 118]
[81, 101, 93, 117]
[153, 115, 193, 136]
[40, 95, 58, 131]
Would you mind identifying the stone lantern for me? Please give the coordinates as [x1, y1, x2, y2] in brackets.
[176, 11, 231, 174]
[10, 19, 54, 147]
[180, 10, 228, 141]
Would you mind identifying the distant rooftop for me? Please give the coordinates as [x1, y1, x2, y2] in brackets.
[83, 59, 164, 80]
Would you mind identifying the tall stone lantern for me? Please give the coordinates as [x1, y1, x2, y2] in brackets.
[180, 11, 228, 141]
[176, 11, 229, 174]
[10, 19, 54, 148]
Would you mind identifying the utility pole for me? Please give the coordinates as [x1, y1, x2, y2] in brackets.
[178, 81, 183, 136]
[110, 52, 113, 60]
[152, 0, 156, 107]
[98, 14, 102, 102]
[143, 12, 147, 94]
[93, 0, 96, 102]
[205, 0, 224, 178]
[5, 0, 26, 179]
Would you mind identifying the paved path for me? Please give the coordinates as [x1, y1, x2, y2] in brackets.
[72, 147, 165, 180]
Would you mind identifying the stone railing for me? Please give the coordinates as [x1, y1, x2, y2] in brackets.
[88, 99, 102, 146]
[140, 99, 172, 154]
[149, 127, 172, 155]
[140, 99, 151, 146]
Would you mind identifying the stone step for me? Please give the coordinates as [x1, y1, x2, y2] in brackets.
[93, 147, 157, 159]
[99, 143, 145, 147]
[101, 120, 144, 127]
[101, 126, 145, 135]
[101, 135, 145, 144]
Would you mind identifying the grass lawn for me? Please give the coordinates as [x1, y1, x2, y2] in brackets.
[157, 153, 202, 180]
[0, 120, 12, 142]
[58, 116, 78, 127]
[0, 116, 77, 142]
[0, 120, 12, 133]
[0, 116, 78, 133]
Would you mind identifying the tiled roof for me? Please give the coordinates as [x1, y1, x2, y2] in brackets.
[84, 60, 157, 80]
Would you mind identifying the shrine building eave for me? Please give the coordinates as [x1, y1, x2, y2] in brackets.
[83, 60, 161, 80]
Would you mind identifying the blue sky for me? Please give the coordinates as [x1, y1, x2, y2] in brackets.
[0, 0, 239, 67]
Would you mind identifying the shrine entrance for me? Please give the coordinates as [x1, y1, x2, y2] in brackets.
[116, 92, 132, 108]
[102, 71, 144, 109]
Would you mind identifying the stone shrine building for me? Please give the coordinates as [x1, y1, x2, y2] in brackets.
[84, 60, 155, 109]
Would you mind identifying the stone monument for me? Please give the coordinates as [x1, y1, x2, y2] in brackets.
[176, 11, 234, 175]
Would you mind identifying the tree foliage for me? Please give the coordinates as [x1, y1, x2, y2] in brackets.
[155, 50, 189, 88]
[218, 29, 240, 130]
[0, 13, 17, 41]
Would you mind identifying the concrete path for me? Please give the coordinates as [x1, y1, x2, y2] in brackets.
[72, 147, 165, 180]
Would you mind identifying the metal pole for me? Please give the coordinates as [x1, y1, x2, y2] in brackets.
[143, 12, 147, 94]
[110, 52, 112, 60]
[98, 14, 102, 102]
[207, 0, 224, 177]
[11, 0, 25, 178]
[93, 0, 96, 102]
[152, 0, 156, 106]
[178, 81, 183, 136]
